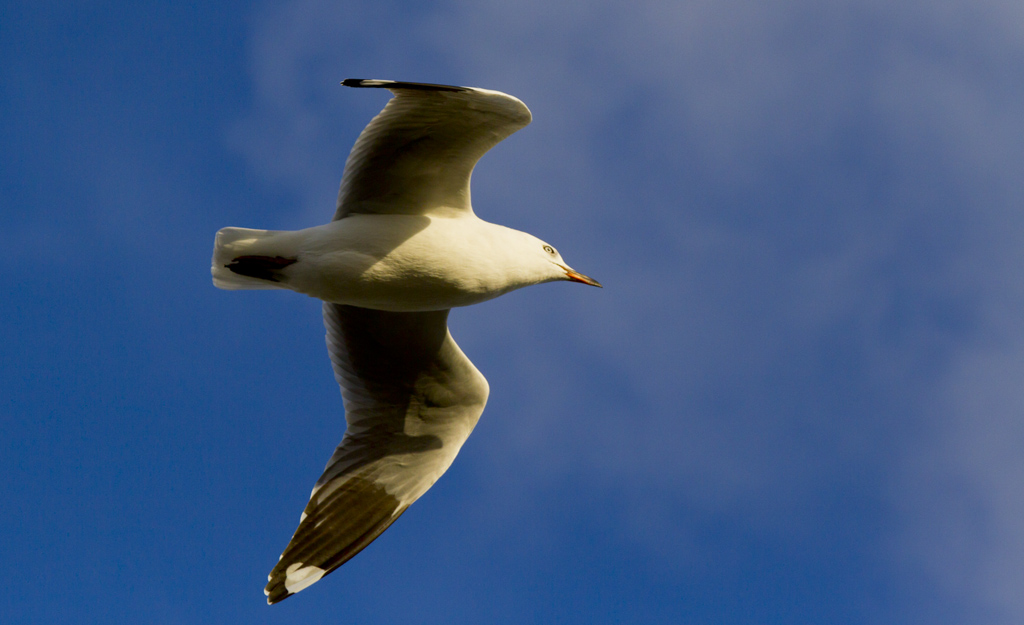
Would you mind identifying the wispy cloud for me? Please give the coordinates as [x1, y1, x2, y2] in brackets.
[232, 0, 1024, 620]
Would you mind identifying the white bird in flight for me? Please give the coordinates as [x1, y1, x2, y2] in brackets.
[212, 79, 601, 604]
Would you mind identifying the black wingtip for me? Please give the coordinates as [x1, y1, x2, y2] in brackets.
[341, 79, 467, 92]
[266, 586, 293, 605]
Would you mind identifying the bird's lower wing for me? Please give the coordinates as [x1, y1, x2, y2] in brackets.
[264, 304, 489, 604]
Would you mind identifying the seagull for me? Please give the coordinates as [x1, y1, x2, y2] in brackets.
[212, 79, 601, 604]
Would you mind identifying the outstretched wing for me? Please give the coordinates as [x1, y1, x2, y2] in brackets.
[264, 303, 489, 604]
[333, 79, 532, 219]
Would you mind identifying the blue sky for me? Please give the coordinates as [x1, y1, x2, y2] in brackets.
[4, 0, 1024, 623]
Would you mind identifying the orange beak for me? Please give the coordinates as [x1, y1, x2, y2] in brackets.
[562, 266, 602, 287]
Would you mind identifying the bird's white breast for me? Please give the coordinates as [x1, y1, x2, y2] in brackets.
[283, 213, 531, 311]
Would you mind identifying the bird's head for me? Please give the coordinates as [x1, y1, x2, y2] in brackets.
[527, 235, 602, 288]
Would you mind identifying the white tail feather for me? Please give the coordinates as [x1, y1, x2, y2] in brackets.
[211, 227, 289, 290]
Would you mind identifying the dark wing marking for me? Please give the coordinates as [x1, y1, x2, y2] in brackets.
[264, 303, 489, 603]
[341, 79, 469, 92]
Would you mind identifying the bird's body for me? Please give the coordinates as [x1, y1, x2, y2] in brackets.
[212, 79, 599, 604]
[213, 212, 569, 311]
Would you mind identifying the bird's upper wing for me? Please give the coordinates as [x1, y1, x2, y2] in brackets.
[264, 303, 489, 604]
[333, 79, 532, 219]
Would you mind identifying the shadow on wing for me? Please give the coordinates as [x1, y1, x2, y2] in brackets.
[265, 304, 487, 603]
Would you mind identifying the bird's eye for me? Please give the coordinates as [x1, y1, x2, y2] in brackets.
[543, 245, 555, 255]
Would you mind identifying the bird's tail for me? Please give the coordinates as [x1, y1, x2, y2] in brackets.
[211, 227, 298, 290]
